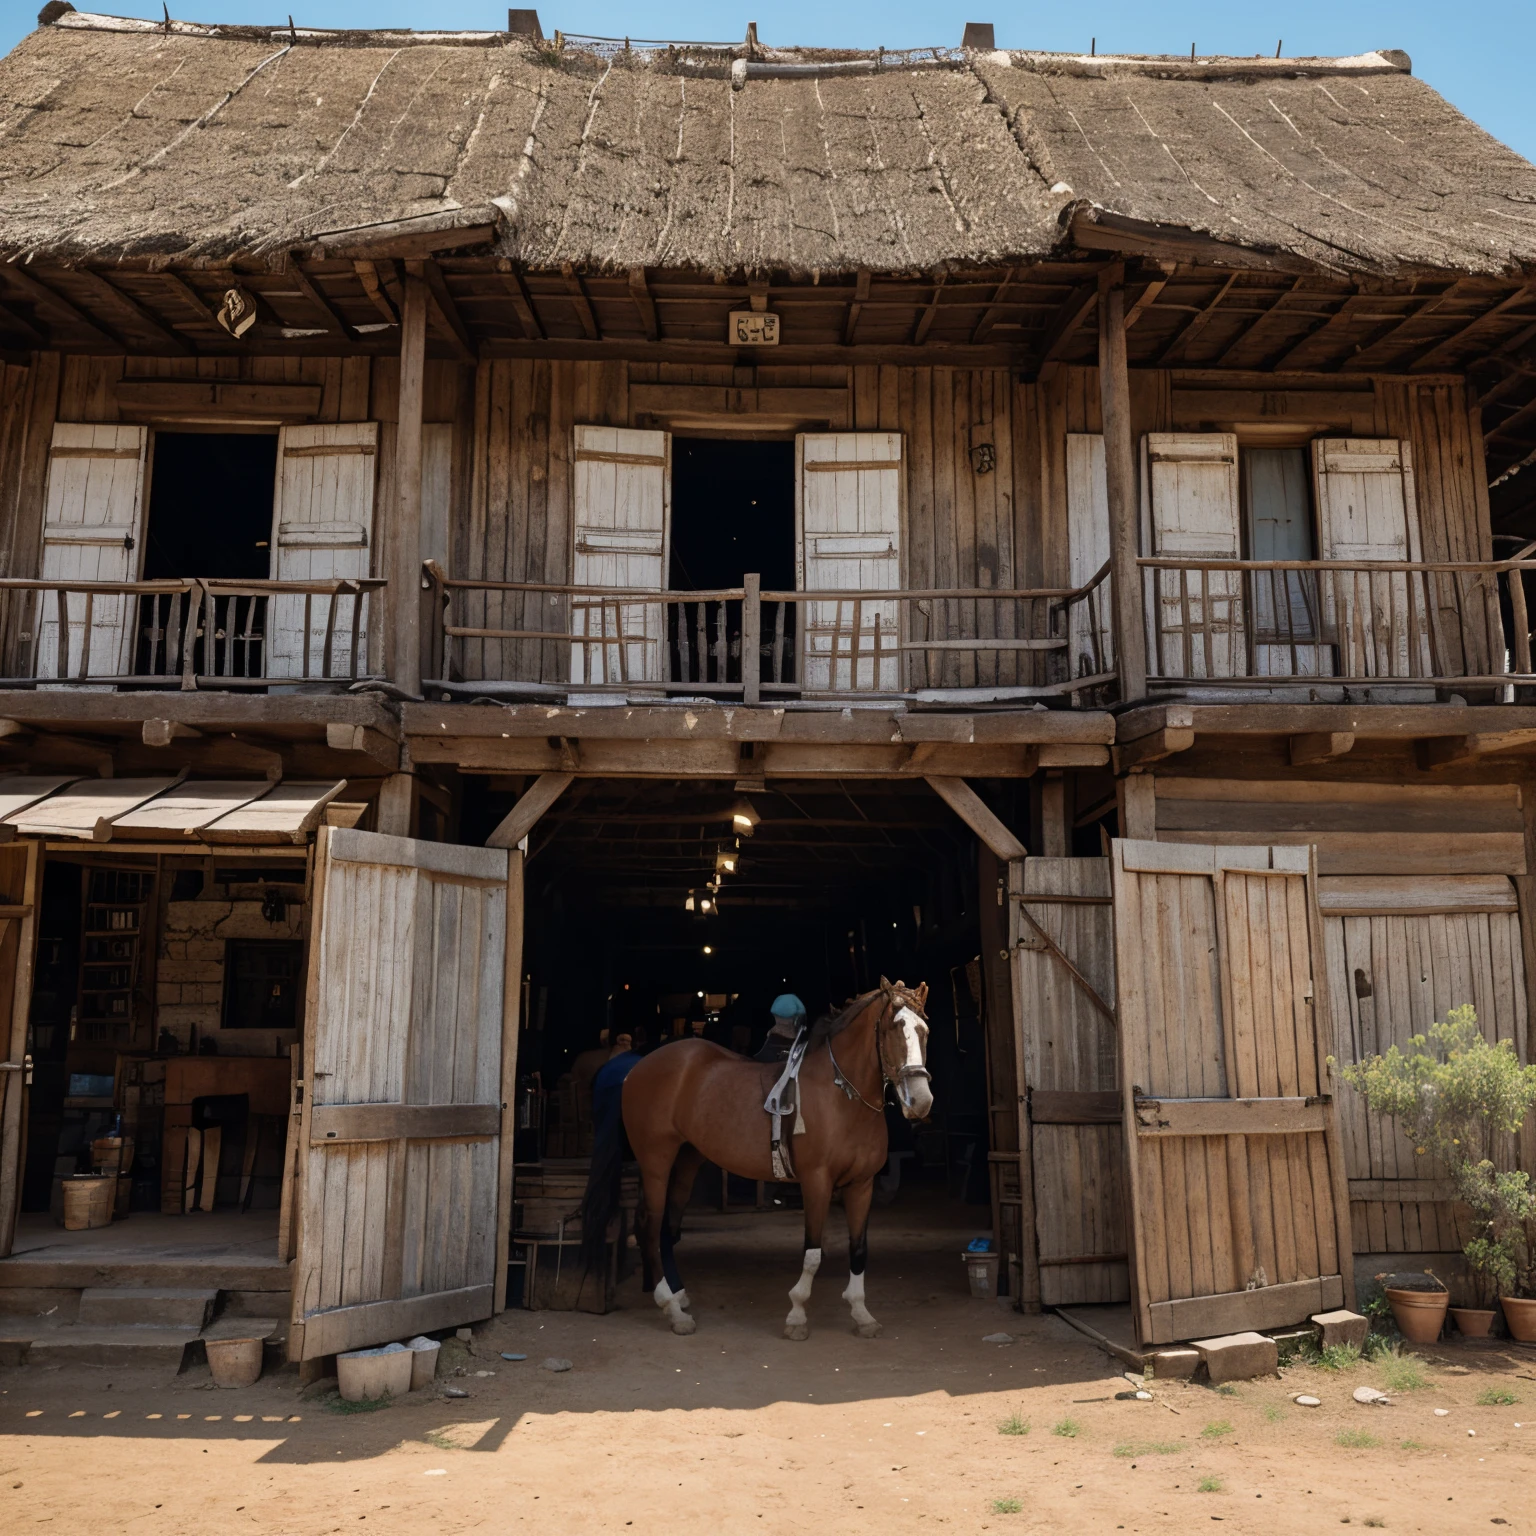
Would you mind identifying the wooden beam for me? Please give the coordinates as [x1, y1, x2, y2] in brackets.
[1407, 282, 1536, 372]
[81, 270, 194, 354]
[486, 770, 574, 848]
[0, 297, 48, 347]
[628, 267, 659, 341]
[1341, 277, 1471, 371]
[843, 268, 871, 346]
[394, 274, 428, 697]
[287, 261, 358, 342]
[1098, 278, 1147, 702]
[1133, 1096, 1326, 1137]
[1288, 731, 1355, 765]
[153, 270, 223, 332]
[1488, 393, 1536, 449]
[1153, 271, 1237, 364]
[1122, 274, 1170, 332]
[561, 263, 600, 340]
[353, 261, 399, 326]
[142, 719, 202, 747]
[1212, 276, 1305, 367]
[418, 260, 477, 364]
[923, 776, 1027, 861]
[912, 271, 946, 345]
[0, 267, 124, 350]
[1417, 729, 1536, 769]
[1112, 727, 1195, 774]
[1267, 287, 1368, 372]
[501, 267, 544, 340]
[324, 722, 401, 771]
[310, 1102, 500, 1143]
[1033, 279, 1099, 379]
[969, 267, 1017, 344]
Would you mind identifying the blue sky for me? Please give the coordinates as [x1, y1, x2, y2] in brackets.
[1, 0, 1532, 162]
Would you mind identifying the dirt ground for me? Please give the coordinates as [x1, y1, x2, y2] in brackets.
[2, 1202, 1535, 1536]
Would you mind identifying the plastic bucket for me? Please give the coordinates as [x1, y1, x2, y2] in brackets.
[337, 1344, 413, 1402]
[206, 1337, 264, 1389]
[406, 1336, 441, 1390]
[962, 1250, 1001, 1299]
[62, 1174, 115, 1231]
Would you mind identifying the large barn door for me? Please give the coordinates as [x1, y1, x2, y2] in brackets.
[571, 425, 670, 687]
[292, 828, 519, 1360]
[1011, 856, 1128, 1306]
[37, 424, 148, 682]
[1112, 838, 1354, 1346]
[796, 432, 903, 692]
[268, 424, 378, 680]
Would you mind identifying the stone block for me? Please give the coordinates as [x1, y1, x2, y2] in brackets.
[1146, 1346, 1200, 1381]
[1191, 1331, 1279, 1383]
[1311, 1309, 1369, 1351]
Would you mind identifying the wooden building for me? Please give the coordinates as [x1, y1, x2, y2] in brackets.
[0, 8, 1535, 1363]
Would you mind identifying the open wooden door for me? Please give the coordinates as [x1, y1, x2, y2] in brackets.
[0, 840, 41, 1257]
[1112, 838, 1354, 1346]
[291, 828, 521, 1360]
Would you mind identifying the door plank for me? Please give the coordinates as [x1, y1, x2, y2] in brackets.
[309, 1103, 501, 1142]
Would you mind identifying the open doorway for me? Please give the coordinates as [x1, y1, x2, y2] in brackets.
[464, 775, 1006, 1311]
[668, 438, 795, 592]
[141, 432, 277, 582]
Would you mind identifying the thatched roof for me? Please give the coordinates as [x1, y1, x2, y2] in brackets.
[1, 11, 1534, 278]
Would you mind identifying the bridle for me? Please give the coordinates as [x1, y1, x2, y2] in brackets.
[828, 987, 932, 1114]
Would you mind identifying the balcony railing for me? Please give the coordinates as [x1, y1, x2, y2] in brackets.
[1140, 557, 1532, 691]
[0, 577, 386, 689]
[425, 561, 1116, 701]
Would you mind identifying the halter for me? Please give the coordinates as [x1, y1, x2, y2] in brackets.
[829, 991, 932, 1114]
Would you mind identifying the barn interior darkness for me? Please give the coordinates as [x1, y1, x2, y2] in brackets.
[668, 438, 796, 592]
[141, 431, 278, 582]
[460, 776, 1014, 1213]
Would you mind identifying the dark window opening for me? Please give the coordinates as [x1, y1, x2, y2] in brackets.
[1242, 445, 1319, 642]
[222, 939, 303, 1031]
[139, 433, 278, 678]
[667, 438, 796, 689]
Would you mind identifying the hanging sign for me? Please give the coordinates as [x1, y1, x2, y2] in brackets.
[728, 311, 780, 346]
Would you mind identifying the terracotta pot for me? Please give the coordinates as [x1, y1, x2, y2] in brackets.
[1501, 1296, 1536, 1343]
[1450, 1307, 1496, 1338]
[1385, 1285, 1449, 1343]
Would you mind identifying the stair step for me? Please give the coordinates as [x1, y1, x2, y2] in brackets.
[77, 1287, 218, 1329]
[27, 1326, 201, 1369]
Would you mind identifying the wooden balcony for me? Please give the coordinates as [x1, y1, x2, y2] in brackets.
[424, 562, 1115, 704]
[1140, 557, 1532, 694]
[0, 577, 386, 690]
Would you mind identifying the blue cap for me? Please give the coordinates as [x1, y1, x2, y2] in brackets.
[770, 993, 806, 1020]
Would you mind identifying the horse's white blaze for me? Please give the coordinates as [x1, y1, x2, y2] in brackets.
[893, 1005, 933, 1118]
[786, 1246, 822, 1328]
[842, 1270, 879, 1332]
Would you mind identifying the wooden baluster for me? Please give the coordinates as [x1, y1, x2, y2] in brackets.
[53, 589, 68, 679]
[182, 585, 202, 690]
[350, 587, 366, 680]
[694, 599, 707, 685]
[80, 591, 95, 679]
[1510, 564, 1533, 677]
[851, 598, 864, 691]
[742, 575, 761, 705]
[322, 590, 339, 680]
[1201, 569, 1216, 681]
[773, 599, 786, 685]
[618, 600, 631, 685]
[677, 599, 693, 682]
[711, 600, 726, 682]
[872, 610, 883, 691]
[1176, 566, 1190, 679]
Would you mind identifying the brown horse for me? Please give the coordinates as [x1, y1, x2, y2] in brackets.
[581, 979, 932, 1339]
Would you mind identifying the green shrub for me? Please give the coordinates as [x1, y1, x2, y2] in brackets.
[1336, 1428, 1379, 1449]
[1382, 1355, 1427, 1393]
[991, 1498, 1022, 1515]
[998, 1411, 1029, 1436]
[1112, 1440, 1181, 1458]
[1319, 1343, 1362, 1371]
[1051, 1417, 1081, 1438]
[1200, 1420, 1234, 1439]
[1197, 1475, 1223, 1493]
[1477, 1387, 1518, 1406]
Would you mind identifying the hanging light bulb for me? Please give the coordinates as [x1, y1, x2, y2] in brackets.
[685, 891, 697, 913]
[730, 798, 759, 837]
[715, 848, 739, 876]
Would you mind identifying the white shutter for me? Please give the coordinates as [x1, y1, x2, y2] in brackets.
[267, 423, 378, 680]
[1145, 432, 1243, 678]
[796, 432, 903, 692]
[36, 423, 148, 684]
[1314, 438, 1427, 679]
[571, 426, 670, 687]
[1065, 433, 1113, 677]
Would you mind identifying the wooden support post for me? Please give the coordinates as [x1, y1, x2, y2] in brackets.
[394, 273, 428, 697]
[494, 848, 525, 1313]
[376, 773, 415, 838]
[1289, 731, 1355, 765]
[1112, 727, 1193, 774]
[1005, 858, 1042, 1313]
[1098, 278, 1148, 702]
[742, 573, 762, 706]
[1119, 774, 1156, 839]
[925, 776, 1028, 861]
[1040, 772, 1069, 857]
[486, 771, 574, 849]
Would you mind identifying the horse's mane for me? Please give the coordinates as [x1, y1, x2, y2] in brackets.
[806, 982, 923, 1049]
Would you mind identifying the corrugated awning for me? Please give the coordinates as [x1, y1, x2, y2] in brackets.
[0, 775, 348, 843]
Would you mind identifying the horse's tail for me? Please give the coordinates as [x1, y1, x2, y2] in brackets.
[577, 1120, 624, 1275]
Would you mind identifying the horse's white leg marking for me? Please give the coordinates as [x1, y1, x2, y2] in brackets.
[784, 1247, 821, 1341]
[654, 1277, 697, 1335]
[842, 1269, 881, 1337]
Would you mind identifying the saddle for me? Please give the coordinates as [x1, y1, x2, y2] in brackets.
[762, 1025, 809, 1180]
